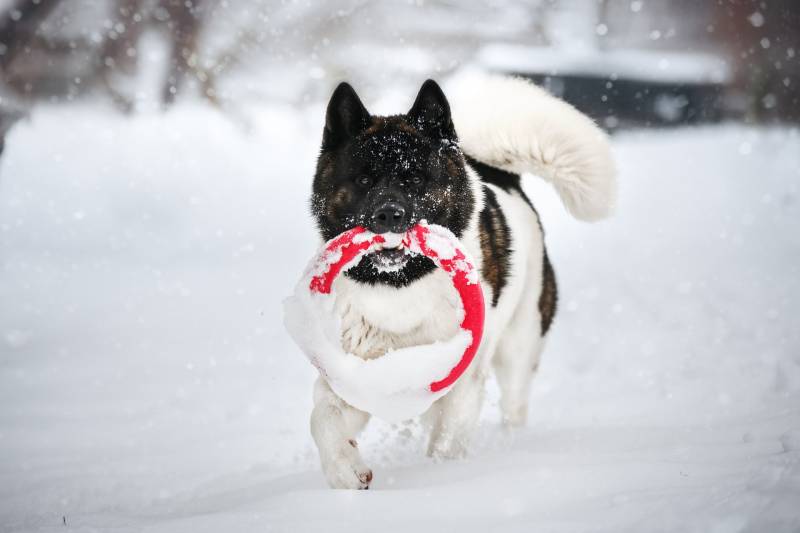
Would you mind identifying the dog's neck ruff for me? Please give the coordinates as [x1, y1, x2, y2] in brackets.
[284, 221, 485, 421]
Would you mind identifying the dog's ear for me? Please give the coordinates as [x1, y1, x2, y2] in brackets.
[408, 79, 456, 141]
[323, 82, 370, 149]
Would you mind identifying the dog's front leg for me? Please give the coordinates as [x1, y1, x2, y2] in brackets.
[310, 377, 373, 489]
[426, 364, 488, 460]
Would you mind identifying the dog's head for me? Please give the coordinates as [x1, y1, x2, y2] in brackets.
[311, 80, 475, 287]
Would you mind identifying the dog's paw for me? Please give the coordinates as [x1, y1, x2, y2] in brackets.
[321, 444, 373, 489]
[501, 404, 528, 428]
[427, 434, 468, 461]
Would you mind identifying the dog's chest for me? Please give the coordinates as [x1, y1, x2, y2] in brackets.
[332, 270, 462, 360]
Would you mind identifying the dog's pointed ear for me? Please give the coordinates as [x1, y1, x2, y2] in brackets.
[408, 79, 456, 140]
[323, 82, 370, 149]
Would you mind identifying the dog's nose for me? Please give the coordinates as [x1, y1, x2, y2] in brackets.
[370, 202, 408, 234]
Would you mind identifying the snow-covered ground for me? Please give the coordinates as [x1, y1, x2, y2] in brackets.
[0, 102, 798, 532]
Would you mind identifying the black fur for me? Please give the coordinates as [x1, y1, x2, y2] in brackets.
[478, 186, 512, 307]
[466, 155, 536, 214]
[540, 251, 558, 335]
[322, 82, 371, 151]
[466, 156, 557, 330]
[312, 80, 475, 287]
[466, 156, 522, 195]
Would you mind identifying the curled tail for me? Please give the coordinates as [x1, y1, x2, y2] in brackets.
[448, 73, 616, 221]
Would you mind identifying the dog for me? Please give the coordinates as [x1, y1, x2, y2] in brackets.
[307, 74, 615, 489]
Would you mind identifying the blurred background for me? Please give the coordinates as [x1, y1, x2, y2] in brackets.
[1, 0, 799, 145]
[1, 2, 799, 532]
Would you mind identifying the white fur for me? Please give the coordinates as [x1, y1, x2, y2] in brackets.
[309, 76, 616, 489]
[285, 262, 472, 422]
[447, 72, 616, 221]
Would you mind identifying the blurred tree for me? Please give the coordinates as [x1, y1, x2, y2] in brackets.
[0, 0, 215, 112]
[715, 0, 800, 122]
[100, 0, 212, 110]
[0, 0, 66, 155]
[0, 0, 64, 72]
[0, 0, 223, 155]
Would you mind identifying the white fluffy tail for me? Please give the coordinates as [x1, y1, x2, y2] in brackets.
[447, 72, 616, 221]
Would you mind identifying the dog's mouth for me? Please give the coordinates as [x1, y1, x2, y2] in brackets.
[369, 248, 409, 270]
[368, 236, 410, 271]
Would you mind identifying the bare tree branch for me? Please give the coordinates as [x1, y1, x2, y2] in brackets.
[0, 0, 64, 70]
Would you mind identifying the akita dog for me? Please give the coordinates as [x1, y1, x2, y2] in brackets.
[307, 75, 615, 489]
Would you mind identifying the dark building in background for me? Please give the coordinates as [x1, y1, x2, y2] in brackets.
[477, 0, 800, 130]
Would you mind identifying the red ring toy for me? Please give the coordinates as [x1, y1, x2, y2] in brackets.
[309, 223, 484, 392]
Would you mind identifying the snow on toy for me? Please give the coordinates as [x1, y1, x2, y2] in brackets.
[283, 221, 485, 422]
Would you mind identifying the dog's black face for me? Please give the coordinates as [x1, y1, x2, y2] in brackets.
[311, 80, 475, 287]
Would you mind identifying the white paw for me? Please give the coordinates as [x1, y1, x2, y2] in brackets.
[321, 442, 373, 490]
[427, 434, 468, 461]
[501, 403, 528, 428]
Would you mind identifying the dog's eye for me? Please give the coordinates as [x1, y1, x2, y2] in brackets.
[356, 175, 373, 188]
[410, 176, 424, 186]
